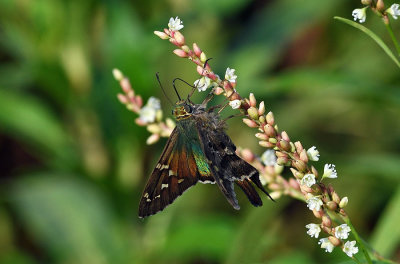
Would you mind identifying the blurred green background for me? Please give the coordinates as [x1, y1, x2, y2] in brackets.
[0, 0, 400, 263]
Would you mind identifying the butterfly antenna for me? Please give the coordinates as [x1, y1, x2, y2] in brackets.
[156, 73, 174, 106]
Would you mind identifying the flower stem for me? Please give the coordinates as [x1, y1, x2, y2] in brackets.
[384, 21, 400, 56]
[342, 215, 373, 264]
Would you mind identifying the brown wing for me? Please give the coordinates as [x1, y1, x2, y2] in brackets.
[138, 127, 202, 218]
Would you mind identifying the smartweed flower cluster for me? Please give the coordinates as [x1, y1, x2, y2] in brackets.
[113, 15, 395, 264]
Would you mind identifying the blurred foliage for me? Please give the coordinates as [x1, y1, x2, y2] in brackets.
[0, 0, 399, 263]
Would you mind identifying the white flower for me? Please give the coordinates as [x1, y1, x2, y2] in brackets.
[261, 149, 277, 166]
[139, 97, 161, 123]
[225, 67, 237, 83]
[307, 146, 320, 161]
[194, 76, 211, 92]
[387, 4, 400, 19]
[139, 106, 157, 123]
[343, 241, 359, 257]
[301, 173, 316, 188]
[352, 7, 367, 23]
[335, 224, 351, 240]
[306, 196, 323, 211]
[229, 99, 241, 109]
[168, 16, 184, 31]
[306, 223, 321, 238]
[146, 97, 161, 110]
[322, 164, 337, 179]
[319, 238, 335, 253]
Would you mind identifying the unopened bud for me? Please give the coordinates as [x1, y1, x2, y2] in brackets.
[258, 101, 265, 115]
[277, 156, 289, 166]
[294, 141, 304, 153]
[278, 139, 291, 152]
[156, 109, 163, 122]
[258, 115, 265, 124]
[255, 133, 269, 140]
[293, 159, 306, 172]
[154, 30, 169, 40]
[200, 52, 207, 63]
[259, 141, 275, 148]
[300, 149, 308, 163]
[326, 201, 338, 211]
[263, 124, 276, 137]
[147, 124, 161, 134]
[311, 166, 318, 178]
[281, 131, 290, 142]
[112, 68, 124, 81]
[322, 215, 332, 227]
[241, 148, 255, 162]
[243, 118, 258, 128]
[249, 93, 256, 107]
[339, 197, 348, 208]
[146, 134, 160, 145]
[247, 107, 259, 120]
[376, 0, 385, 12]
[214, 87, 224, 95]
[174, 31, 185, 45]
[173, 49, 188, 58]
[331, 191, 340, 204]
[275, 164, 284, 175]
[193, 43, 202, 57]
[288, 178, 300, 189]
[117, 93, 128, 104]
[268, 138, 277, 144]
[313, 209, 324, 218]
[181, 45, 190, 53]
[361, 0, 372, 5]
[166, 118, 175, 129]
[270, 191, 282, 200]
[266, 111, 274, 125]
[328, 236, 341, 247]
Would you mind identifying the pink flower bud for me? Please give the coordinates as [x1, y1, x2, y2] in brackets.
[288, 178, 300, 190]
[242, 118, 258, 128]
[173, 49, 188, 58]
[214, 87, 224, 95]
[313, 209, 324, 219]
[164, 28, 170, 35]
[197, 65, 205, 75]
[266, 111, 274, 125]
[154, 31, 169, 40]
[322, 215, 332, 227]
[263, 124, 276, 137]
[146, 134, 160, 145]
[281, 131, 290, 142]
[258, 101, 265, 115]
[193, 43, 202, 57]
[121, 78, 132, 94]
[294, 141, 304, 153]
[135, 95, 143, 108]
[249, 93, 256, 107]
[173, 31, 185, 46]
[259, 141, 275, 148]
[255, 133, 269, 140]
[328, 236, 341, 247]
[135, 118, 147, 126]
[300, 149, 309, 163]
[117, 93, 128, 104]
[277, 139, 291, 152]
[169, 38, 179, 46]
[247, 107, 259, 120]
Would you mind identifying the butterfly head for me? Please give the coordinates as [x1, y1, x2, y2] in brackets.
[172, 101, 194, 120]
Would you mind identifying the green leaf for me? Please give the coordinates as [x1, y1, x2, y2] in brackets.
[334, 16, 400, 69]
[0, 89, 75, 167]
[9, 173, 131, 264]
[370, 185, 400, 258]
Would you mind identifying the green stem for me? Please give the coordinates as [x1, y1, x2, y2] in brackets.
[384, 21, 400, 56]
[353, 255, 362, 264]
[342, 215, 373, 264]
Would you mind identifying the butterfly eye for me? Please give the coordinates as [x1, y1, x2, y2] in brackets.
[184, 104, 193, 113]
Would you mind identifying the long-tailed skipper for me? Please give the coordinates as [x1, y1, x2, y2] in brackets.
[138, 76, 273, 218]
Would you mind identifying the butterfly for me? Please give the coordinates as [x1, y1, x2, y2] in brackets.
[138, 77, 273, 218]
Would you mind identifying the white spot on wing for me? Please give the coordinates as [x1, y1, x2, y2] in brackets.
[161, 183, 168, 189]
[178, 179, 184, 183]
